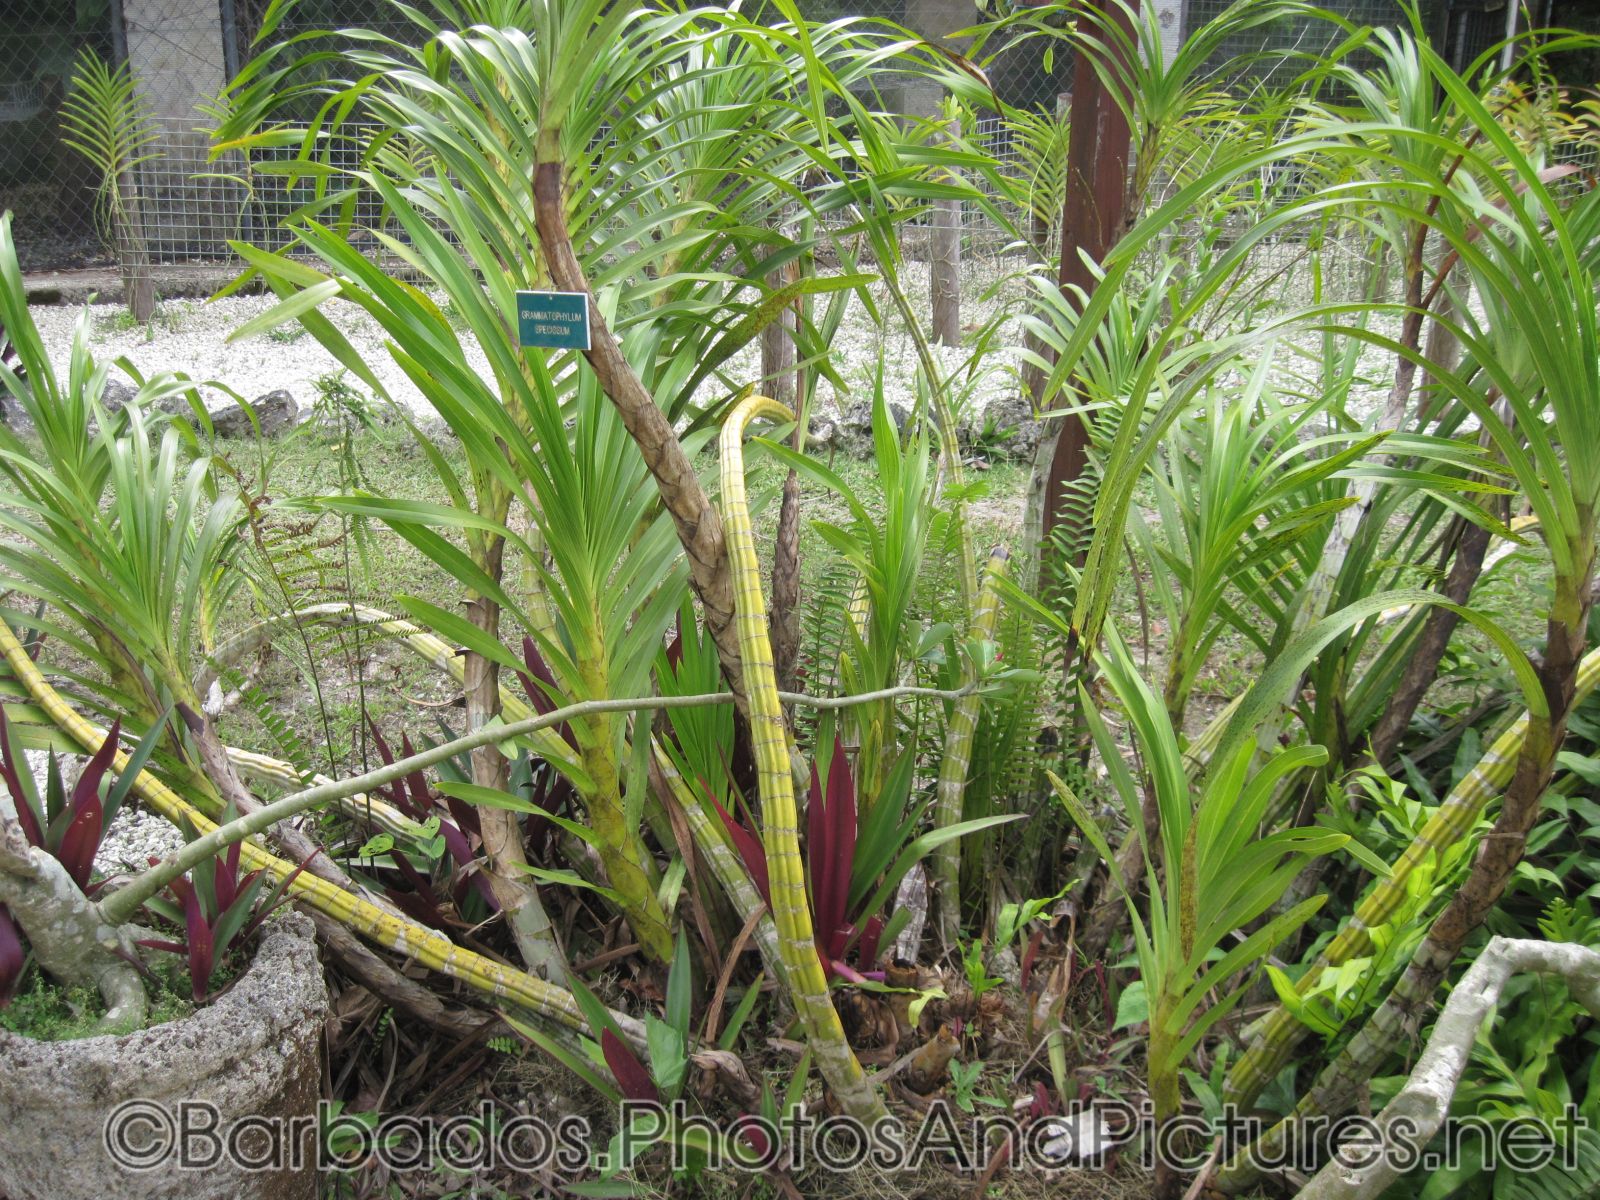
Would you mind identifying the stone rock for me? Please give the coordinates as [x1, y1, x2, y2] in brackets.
[85, 382, 191, 436]
[835, 396, 911, 457]
[0, 913, 326, 1200]
[959, 391, 1045, 460]
[412, 415, 455, 444]
[156, 391, 195, 417]
[85, 380, 144, 436]
[0, 392, 33, 433]
[100, 379, 138, 413]
[1036, 1108, 1125, 1167]
[212, 389, 300, 439]
[991, 944, 1022, 990]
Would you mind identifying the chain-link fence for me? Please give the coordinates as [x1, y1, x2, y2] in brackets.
[0, 1, 115, 271]
[0, 0, 1078, 274]
[0, 0, 1559, 277]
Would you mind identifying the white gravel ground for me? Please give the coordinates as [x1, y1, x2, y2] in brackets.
[0, 750, 184, 879]
[92, 808, 186, 875]
[23, 243, 1414, 438]
[25, 260, 1030, 428]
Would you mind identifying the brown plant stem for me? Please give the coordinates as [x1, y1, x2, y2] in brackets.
[531, 156, 747, 713]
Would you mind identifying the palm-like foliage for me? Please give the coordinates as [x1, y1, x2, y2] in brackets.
[1133, 356, 1507, 738]
[58, 50, 160, 323]
[219, 0, 932, 431]
[995, 104, 1070, 256]
[1213, 28, 1600, 1194]
[1047, 635, 1346, 1163]
[1134, 372, 1362, 731]
[232, 220, 691, 964]
[214, 0, 1003, 1106]
[761, 387, 940, 803]
[0, 216, 236, 762]
[952, 0, 1328, 231]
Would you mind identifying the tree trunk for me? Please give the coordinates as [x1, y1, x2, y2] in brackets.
[1036, 3, 1138, 578]
[116, 171, 155, 324]
[533, 157, 748, 712]
[767, 251, 803, 701]
[930, 117, 961, 347]
[1366, 519, 1491, 765]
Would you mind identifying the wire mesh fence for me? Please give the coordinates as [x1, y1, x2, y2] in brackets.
[0, 0, 1582, 280]
[0, 1, 114, 270]
[0, 0, 1079, 274]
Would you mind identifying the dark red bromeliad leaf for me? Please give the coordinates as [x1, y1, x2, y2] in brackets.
[173, 879, 214, 1003]
[370, 723, 496, 913]
[75, 719, 122, 810]
[55, 719, 122, 890]
[856, 915, 884, 971]
[214, 839, 242, 913]
[708, 787, 769, 907]
[601, 1029, 659, 1104]
[366, 720, 424, 820]
[522, 770, 567, 854]
[55, 791, 103, 893]
[0, 906, 24, 1006]
[807, 738, 857, 965]
[732, 1114, 770, 1159]
[1030, 1081, 1058, 1119]
[518, 637, 579, 753]
[0, 709, 42, 848]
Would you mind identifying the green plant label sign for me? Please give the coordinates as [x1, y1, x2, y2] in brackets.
[515, 291, 591, 351]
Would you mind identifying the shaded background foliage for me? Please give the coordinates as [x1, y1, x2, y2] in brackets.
[6, 0, 1584, 273]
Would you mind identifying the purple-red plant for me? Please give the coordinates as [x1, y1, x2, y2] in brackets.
[709, 787, 770, 907]
[602, 1028, 661, 1104]
[0, 707, 137, 1004]
[138, 821, 310, 1002]
[366, 719, 496, 926]
[707, 738, 890, 978]
[0, 898, 22, 1006]
[807, 742, 857, 971]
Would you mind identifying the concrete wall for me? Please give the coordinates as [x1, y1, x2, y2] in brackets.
[124, 0, 226, 125]
[903, 0, 974, 47]
[122, 0, 238, 256]
[897, 0, 975, 118]
[1154, 0, 1184, 67]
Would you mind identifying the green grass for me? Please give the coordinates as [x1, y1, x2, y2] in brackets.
[93, 301, 193, 342]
